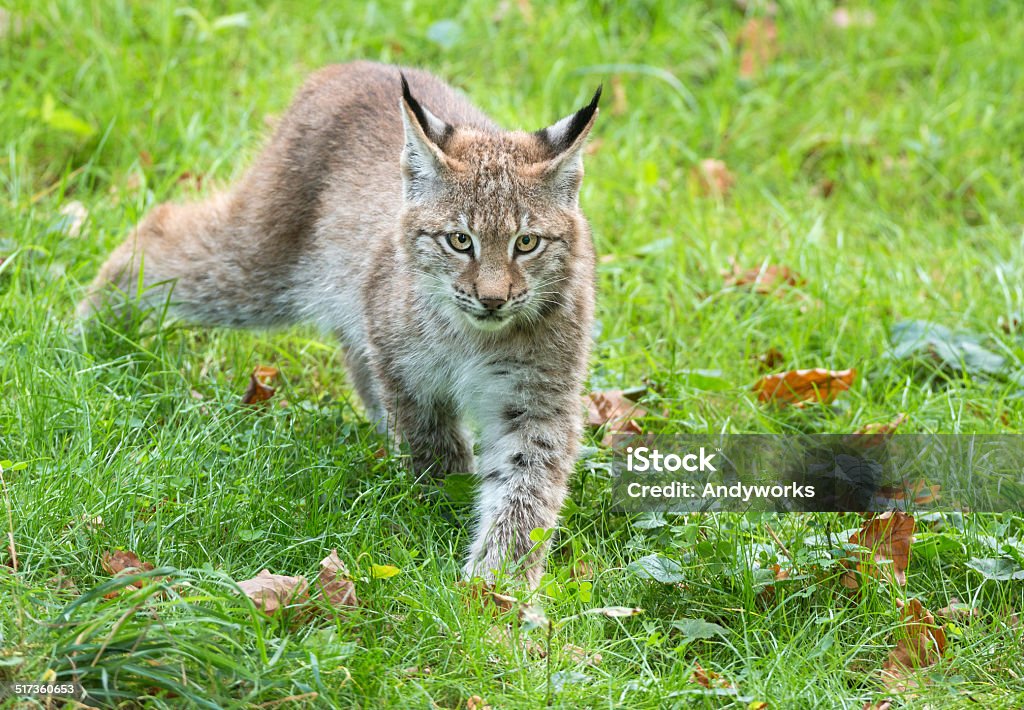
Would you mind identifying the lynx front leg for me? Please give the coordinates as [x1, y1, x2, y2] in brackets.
[465, 390, 582, 587]
[389, 388, 474, 479]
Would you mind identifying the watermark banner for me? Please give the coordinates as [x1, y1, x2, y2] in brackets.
[612, 435, 1024, 513]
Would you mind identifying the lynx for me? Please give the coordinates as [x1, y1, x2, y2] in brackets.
[78, 61, 600, 587]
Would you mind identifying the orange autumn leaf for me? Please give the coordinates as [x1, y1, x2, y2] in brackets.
[876, 479, 940, 506]
[851, 413, 908, 448]
[738, 18, 778, 78]
[100, 549, 157, 596]
[241, 365, 279, 405]
[841, 511, 915, 589]
[881, 598, 947, 691]
[584, 390, 649, 447]
[754, 368, 855, 406]
[101, 549, 155, 577]
[691, 661, 733, 689]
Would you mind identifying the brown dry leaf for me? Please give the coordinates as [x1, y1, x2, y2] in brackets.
[691, 661, 733, 689]
[738, 18, 778, 78]
[563, 643, 602, 666]
[754, 368, 856, 407]
[237, 569, 309, 615]
[852, 413, 908, 447]
[876, 479, 940, 506]
[100, 549, 156, 596]
[241, 365, 279, 405]
[102, 549, 155, 576]
[610, 76, 628, 116]
[584, 390, 649, 448]
[855, 413, 908, 437]
[840, 511, 915, 589]
[464, 579, 519, 614]
[318, 549, 358, 609]
[466, 696, 492, 710]
[881, 598, 947, 691]
[722, 262, 804, 295]
[693, 158, 735, 197]
[755, 347, 785, 371]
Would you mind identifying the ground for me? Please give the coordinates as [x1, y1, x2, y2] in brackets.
[1, 0, 1023, 707]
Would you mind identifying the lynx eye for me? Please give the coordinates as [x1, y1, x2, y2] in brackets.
[515, 234, 541, 254]
[445, 232, 473, 253]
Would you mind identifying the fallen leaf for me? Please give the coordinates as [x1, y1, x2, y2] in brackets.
[584, 390, 649, 448]
[722, 262, 804, 295]
[737, 18, 778, 79]
[693, 158, 735, 197]
[101, 549, 154, 576]
[691, 661, 733, 689]
[841, 511, 915, 589]
[755, 347, 785, 371]
[875, 479, 940, 507]
[610, 76, 628, 116]
[754, 368, 856, 407]
[318, 550, 358, 608]
[241, 365, 279, 405]
[881, 598, 947, 691]
[237, 569, 309, 615]
[371, 563, 401, 579]
[853, 413, 908, 445]
[464, 579, 519, 614]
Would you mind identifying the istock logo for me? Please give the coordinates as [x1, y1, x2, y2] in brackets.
[626, 447, 718, 473]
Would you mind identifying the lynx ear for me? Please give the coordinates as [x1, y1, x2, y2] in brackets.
[399, 73, 452, 201]
[535, 86, 602, 205]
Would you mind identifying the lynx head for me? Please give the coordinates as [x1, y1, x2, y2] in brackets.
[398, 75, 599, 333]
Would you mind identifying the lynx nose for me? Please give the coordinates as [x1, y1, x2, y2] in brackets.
[478, 295, 507, 311]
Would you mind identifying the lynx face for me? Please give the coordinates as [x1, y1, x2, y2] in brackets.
[398, 77, 599, 333]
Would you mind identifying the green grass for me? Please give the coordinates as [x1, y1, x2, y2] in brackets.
[2, 0, 1024, 707]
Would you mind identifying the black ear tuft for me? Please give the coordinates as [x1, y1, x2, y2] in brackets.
[536, 85, 602, 155]
[400, 71, 451, 147]
[400, 72, 429, 135]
